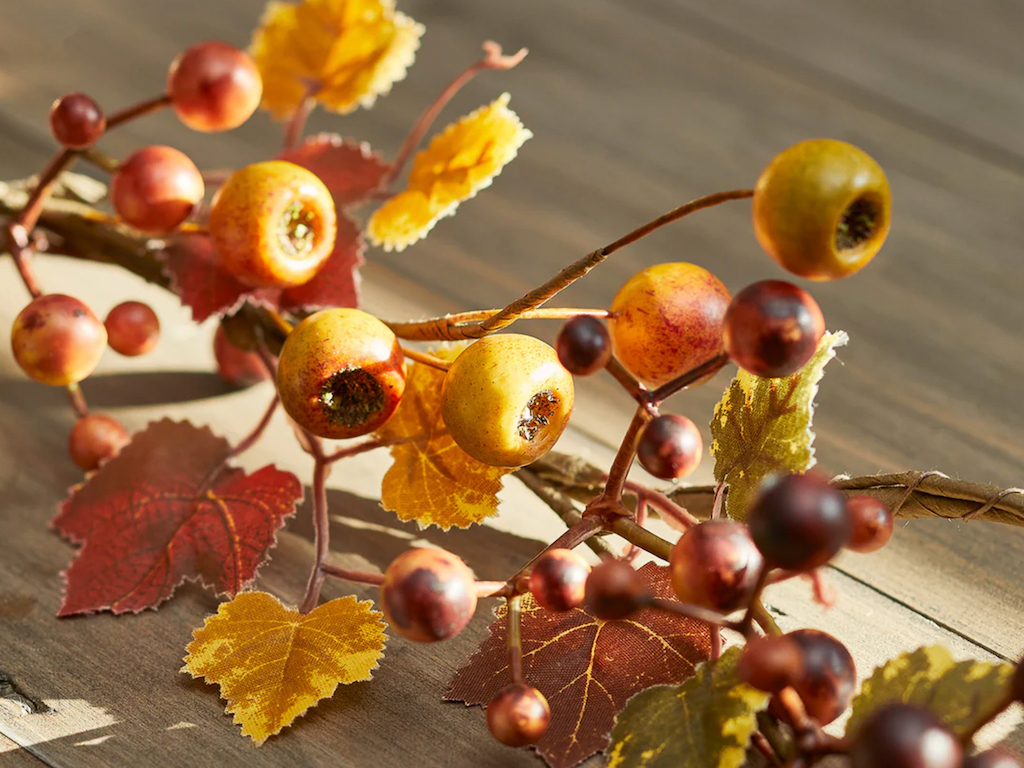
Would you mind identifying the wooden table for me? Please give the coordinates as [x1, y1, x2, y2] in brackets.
[2, 1, 1024, 765]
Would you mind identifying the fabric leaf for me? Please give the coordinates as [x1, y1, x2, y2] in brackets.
[278, 134, 390, 208]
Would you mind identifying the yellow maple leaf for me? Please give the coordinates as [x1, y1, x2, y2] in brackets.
[250, 0, 424, 120]
[710, 331, 848, 520]
[183, 591, 386, 744]
[367, 93, 532, 251]
[376, 345, 514, 529]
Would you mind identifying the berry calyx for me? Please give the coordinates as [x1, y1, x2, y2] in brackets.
[209, 161, 337, 288]
[213, 325, 270, 388]
[276, 308, 405, 439]
[49, 93, 105, 149]
[167, 41, 262, 132]
[584, 561, 647, 620]
[669, 521, 763, 612]
[747, 473, 851, 572]
[11, 294, 107, 386]
[442, 334, 574, 468]
[753, 139, 891, 281]
[104, 301, 160, 357]
[786, 629, 856, 725]
[529, 548, 591, 612]
[608, 263, 731, 388]
[636, 414, 703, 480]
[737, 636, 803, 694]
[723, 280, 825, 378]
[380, 548, 477, 643]
[68, 414, 130, 471]
[556, 316, 611, 376]
[486, 684, 551, 747]
[111, 146, 204, 234]
[845, 495, 894, 553]
[850, 703, 962, 768]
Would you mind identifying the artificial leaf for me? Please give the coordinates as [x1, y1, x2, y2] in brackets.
[184, 591, 386, 744]
[278, 134, 390, 207]
[367, 93, 532, 252]
[250, 0, 424, 120]
[607, 647, 770, 768]
[277, 212, 364, 311]
[446, 563, 711, 768]
[710, 331, 848, 519]
[375, 346, 513, 530]
[845, 645, 1012, 738]
[54, 419, 302, 615]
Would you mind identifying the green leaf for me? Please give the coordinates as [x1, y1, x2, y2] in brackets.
[606, 647, 769, 768]
[710, 330, 847, 519]
[846, 645, 1012, 738]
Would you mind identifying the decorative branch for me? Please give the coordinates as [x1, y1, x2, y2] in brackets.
[385, 307, 610, 343]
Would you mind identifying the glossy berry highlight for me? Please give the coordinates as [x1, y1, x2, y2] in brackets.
[669, 521, 764, 612]
[845, 495, 894, 553]
[49, 93, 105, 149]
[167, 41, 262, 132]
[104, 301, 160, 357]
[753, 139, 891, 281]
[11, 294, 106, 386]
[380, 548, 477, 643]
[787, 629, 856, 725]
[442, 334, 574, 468]
[850, 703, 962, 768]
[724, 280, 825, 378]
[584, 561, 646, 620]
[111, 146, 204, 233]
[486, 684, 551, 747]
[529, 548, 591, 612]
[556, 316, 611, 376]
[68, 414, 130, 471]
[213, 325, 270, 388]
[277, 308, 405, 440]
[637, 414, 703, 480]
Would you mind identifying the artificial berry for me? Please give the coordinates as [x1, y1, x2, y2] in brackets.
[723, 280, 825, 378]
[486, 684, 551, 747]
[845, 495, 894, 553]
[636, 414, 703, 480]
[276, 308, 405, 439]
[11, 294, 106, 386]
[380, 548, 477, 643]
[213, 325, 269, 388]
[442, 334, 574, 468]
[555, 316, 611, 376]
[849, 703, 961, 768]
[167, 41, 262, 133]
[584, 561, 647, 620]
[68, 414, 130, 471]
[669, 520, 763, 612]
[608, 263, 731, 388]
[747, 473, 851, 571]
[529, 548, 591, 612]
[111, 146, 204, 233]
[49, 93, 105, 149]
[786, 629, 856, 725]
[737, 635, 803, 694]
[104, 301, 160, 357]
[753, 139, 891, 281]
[209, 161, 336, 288]
[964, 750, 1024, 768]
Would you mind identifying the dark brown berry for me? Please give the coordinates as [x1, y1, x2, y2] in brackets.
[738, 636, 804, 694]
[486, 684, 550, 747]
[68, 414, 130, 471]
[850, 703, 962, 768]
[529, 548, 591, 612]
[380, 548, 477, 643]
[637, 414, 703, 480]
[669, 521, 763, 612]
[787, 629, 856, 725]
[584, 561, 647, 620]
[50, 93, 106, 149]
[556, 316, 611, 376]
[846, 495, 894, 553]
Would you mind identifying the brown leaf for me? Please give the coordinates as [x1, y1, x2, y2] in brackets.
[446, 563, 711, 768]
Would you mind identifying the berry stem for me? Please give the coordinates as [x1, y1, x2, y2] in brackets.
[606, 516, 673, 561]
[104, 94, 172, 131]
[79, 148, 120, 175]
[385, 307, 609, 343]
[7, 225, 43, 299]
[66, 382, 89, 419]
[711, 481, 726, 520]
[751, 600, 782, 637]
[402, 347, 451, 371]
[226, 396, 279, 460]
[299, 435, 332, 614]
[604, 356, 648, 406]
[648, 352, 730, 404]
[319, 564, 385, 586]
[476, 581, 512, 598]
[503, 516, 604, 594]
[644, 596, 739, 629]
[621, 479, 699, 529]
[17, 149, 76, 233]
[283, 93, 316, 151]
[621, 497, 648, 563]
[385, 41, 528, 187]
[324, 438, 386, 464]
[588, 405, 650, 510]
[751, 731, 784, 768]
[506, 594, 525, 685]
[710, 626, 722, 660]
[516, 468, 617, 559]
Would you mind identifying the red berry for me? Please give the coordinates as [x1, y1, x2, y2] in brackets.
[584, 561, 647, 620]
[737, 635, 803, 694]
[636, 414, 703, 480]
[724, 280, 825, 378]
[669, 521, 763, 612]
[111, 146, 204, 233]
[850, 704, 961, 768]
[529, 548, 591, 612]
[49, 93, 106, 149]
[556, 316, 611, 376]
[11, 294, 106, 386]
[104, 301, 160, 357]
[213, 325, 269, 388]
[787, 629, 856, 725]
[168, 41, 262, 133]
[486, 684, 550, 747]
[380, 548, 477, 643]
[68, 414, 130, 471]
[845, 495, 894, 553]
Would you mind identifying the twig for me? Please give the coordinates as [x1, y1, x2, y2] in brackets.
[588, 405, 651, 511]
[622, 479, 699, 529]
[105, 94, 172, 130]
[607, 517, 673, 561]
[506, 595, 524, 685]
[299, 434, 331, 614]
[66, 382, 89, 419]
[325, 438, 386, 464]
[516, 468, 616, 559]
[283, 93, 316, 150]
[319, 564, 385, 586]
[226, 396, 279, 460]
[385, 307, 609, 343]
[402, 347, 451, 371]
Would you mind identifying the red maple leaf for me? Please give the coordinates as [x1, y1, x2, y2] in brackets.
[53, 419, 303, 616]
[277, 134, 391, 208]
[446, 563, 711, 768]
[277, 214, 364, 311]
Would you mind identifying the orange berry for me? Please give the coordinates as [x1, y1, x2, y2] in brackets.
[111, 146, 204, 234]
[486, 684, 551, 747]
[167, 41, 262, 133]
[68, 414, 130, 471]
[11, 295, 106, 386]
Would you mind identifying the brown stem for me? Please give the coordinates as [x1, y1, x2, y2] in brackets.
[283, 94, 316, 150]
[737, 567, 770, 638]
[300, 436, 331, 614]
[648, 352, 730, 403]
[589, 405, 650, 509]
[752, 731, 784, 768]
[66, 382, 88, 418]
[645, 596, 738, 630]
[622, 497, 648, 563]
[710, 626, 722, 660]
[622, 479, 699, 529]
[505, 516, 604, 592]
[105, 94, 171, 130]
[402, 347, 451, 371]
[319, 564, 385, 586]
[475, 581, 511, 598]
[605, 356, 648, 406]
[385, 307, 609, 343]
[516, 467, 617, 559]
[325, 438, 386, 464]
[8, 224, 43, 298]
[607, 517, 673, 561]
[226, 396, 279, 460]
[752, 600, 782, 637]
[17, 149, 76, 233]
[711, 481, 726, 520]
[506, 594, 524, 685]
